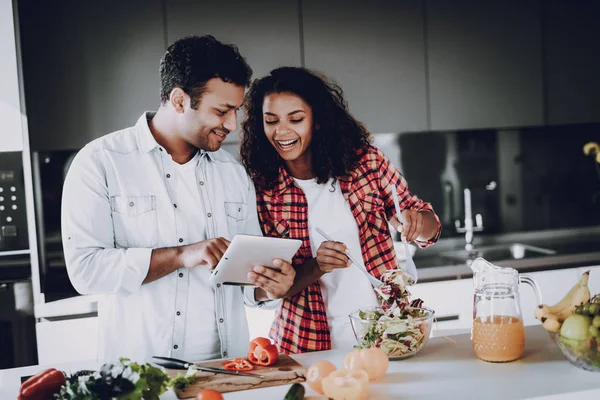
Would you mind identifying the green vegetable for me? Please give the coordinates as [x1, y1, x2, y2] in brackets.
[167, 365, 198, 390]
[57, 358, 169, 400]
[283, 383, 305, 400]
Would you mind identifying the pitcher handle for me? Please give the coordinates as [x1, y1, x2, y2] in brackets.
[519, 274, 543, 306]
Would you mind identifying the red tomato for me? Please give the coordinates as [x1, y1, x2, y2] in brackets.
[195, 389, 224, 400]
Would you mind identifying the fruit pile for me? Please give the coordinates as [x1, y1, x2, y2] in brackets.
[535, 271, 591, 333]
[535, 270, 600, 369]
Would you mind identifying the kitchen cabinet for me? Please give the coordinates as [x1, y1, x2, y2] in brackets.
[165, 0, 302, 143]
[165, 0, 301, 83]
[543, 0, 600, 125]
[18, 0, 165, 151]
[411, 278, 473, 331]
[426, 0, 544, 130]
[302, 0, 428, 133]
[36, 317, 98, 364]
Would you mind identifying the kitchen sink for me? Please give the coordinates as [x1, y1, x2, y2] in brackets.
[439, 243, 557, 263]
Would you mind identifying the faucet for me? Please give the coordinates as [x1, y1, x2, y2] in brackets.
[455, 188, 484, 251]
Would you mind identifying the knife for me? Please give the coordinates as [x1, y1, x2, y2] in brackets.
[151, 356, 265, 378]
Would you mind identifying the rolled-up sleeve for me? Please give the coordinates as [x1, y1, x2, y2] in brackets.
[61, 146, 151, 296]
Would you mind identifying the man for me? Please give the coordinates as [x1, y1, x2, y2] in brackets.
[61, 35, 295, 363]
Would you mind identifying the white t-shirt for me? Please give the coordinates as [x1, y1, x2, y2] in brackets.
[173, 152, 220, 360]
[293, 178, 379, 350]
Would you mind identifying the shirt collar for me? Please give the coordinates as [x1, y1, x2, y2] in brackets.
[135, 111, 217, 161]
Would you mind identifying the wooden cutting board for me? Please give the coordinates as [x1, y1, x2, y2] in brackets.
[165, 354, 306, 398]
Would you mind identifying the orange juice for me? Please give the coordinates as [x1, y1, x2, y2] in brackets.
[472, 315, 525, 362]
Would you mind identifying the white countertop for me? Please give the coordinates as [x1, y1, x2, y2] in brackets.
[2, 325, 599, 399]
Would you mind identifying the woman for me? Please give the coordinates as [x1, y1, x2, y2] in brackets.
[241, 67, 441, 353]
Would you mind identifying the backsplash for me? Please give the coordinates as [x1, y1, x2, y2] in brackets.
[374, 123, 600, 239]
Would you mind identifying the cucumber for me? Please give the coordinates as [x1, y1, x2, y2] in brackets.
[283, 383, 305, 400]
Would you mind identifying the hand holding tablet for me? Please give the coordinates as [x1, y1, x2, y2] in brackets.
[209, 235, 302, 286]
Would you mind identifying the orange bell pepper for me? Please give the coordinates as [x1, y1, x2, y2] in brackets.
[222, 357, 255, 371]
[19, 368, 67, 400]
[248, 337, 279, 366]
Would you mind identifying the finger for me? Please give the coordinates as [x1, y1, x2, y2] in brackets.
[320, 241, 347, 253]
[252, 265, 279, 281]
[413, 213, 424, 242]
[317, 248, 349, 264]
[389, 215, 402, 233]
[213, 238, 230, 254]
[408, 212, 420, 242]
[199, 252, 219, 269]
[248, 271, 278, 293]
[318, 256, 350, 269]
[272, 259, 294, 275]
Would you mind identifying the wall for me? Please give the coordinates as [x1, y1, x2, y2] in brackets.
[0, 0, 23, 152]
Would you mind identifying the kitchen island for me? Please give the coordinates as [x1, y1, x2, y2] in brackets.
[2, 325, 599, 399]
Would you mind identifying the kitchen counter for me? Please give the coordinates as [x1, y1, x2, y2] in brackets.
[2, 325, 599, 400]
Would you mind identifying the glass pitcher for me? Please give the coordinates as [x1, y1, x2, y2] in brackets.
[470, 258, 542, 363]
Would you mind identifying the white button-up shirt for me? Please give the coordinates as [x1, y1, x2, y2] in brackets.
[62, 112, 271, 363]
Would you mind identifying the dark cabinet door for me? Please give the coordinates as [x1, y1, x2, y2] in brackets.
[426, 0, 544, 130]
[19, 0, 165, 151]
[543, 0, 600, 125]
[165, 0, 302, 80]
[302, 0, 428, 133]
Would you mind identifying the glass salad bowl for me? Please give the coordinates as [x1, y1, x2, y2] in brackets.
[550, 332, 600, 372]
[349, 306, 434, 360]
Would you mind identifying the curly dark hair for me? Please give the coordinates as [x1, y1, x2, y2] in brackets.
[241, 67, 372, 188]
[159, 35, 252, 109]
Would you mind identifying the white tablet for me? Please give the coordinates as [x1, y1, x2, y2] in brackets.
[209, 235, 302, 286]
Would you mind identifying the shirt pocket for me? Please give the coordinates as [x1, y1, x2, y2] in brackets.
[110, 195, 158, 248]
[224, 201, 246, 237]
[359, 192, 388, 238]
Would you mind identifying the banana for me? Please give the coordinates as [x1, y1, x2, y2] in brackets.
[535, 304, 551, 320]
[541, 314, 561, 333]
[535, 271, 591, 323]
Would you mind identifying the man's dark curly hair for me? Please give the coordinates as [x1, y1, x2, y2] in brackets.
[241, 67, 372, 188]
[159, 35, 252, 109]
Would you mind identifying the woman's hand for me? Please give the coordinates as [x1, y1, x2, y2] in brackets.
[316, 241, 351, 273]
[390, 210, 437, 243]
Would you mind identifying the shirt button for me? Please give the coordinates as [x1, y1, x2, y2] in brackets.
[179, 238, 183, 243]
[223, 351, 228, 357]
[173, 345, 178, 349]
[216, 283, 221, 288]
[159, 148, 163, 151]
[166, 174, 171, 178]
[179, 272, 183, 278]
[207, 212, 212, 217]
[219, 318, 224, 323]
[199, 181, 204, 186]
[173, 203, 177, 208]
[176, 311, 181, 316]
[129, 201, 134, 207]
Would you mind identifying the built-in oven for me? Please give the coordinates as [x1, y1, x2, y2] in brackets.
[31, 150, 80, 303]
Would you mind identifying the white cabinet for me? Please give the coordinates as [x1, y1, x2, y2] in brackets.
[245, 306, 275, 341]
[411, 278, 474, 331]
[36, 317, 99, 364]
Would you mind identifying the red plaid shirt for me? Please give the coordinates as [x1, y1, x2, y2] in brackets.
[255, 145, 441, 353]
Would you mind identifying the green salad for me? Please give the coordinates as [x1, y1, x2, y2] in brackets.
[355, 270, 431, 357]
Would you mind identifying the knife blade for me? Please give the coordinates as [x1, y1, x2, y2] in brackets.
[150, 356, 265, 378]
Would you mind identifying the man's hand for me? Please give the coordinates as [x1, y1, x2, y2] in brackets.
[179, 237, 231, 270]
[316, 241, 351, 273]
[248, 259, 296, 300]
